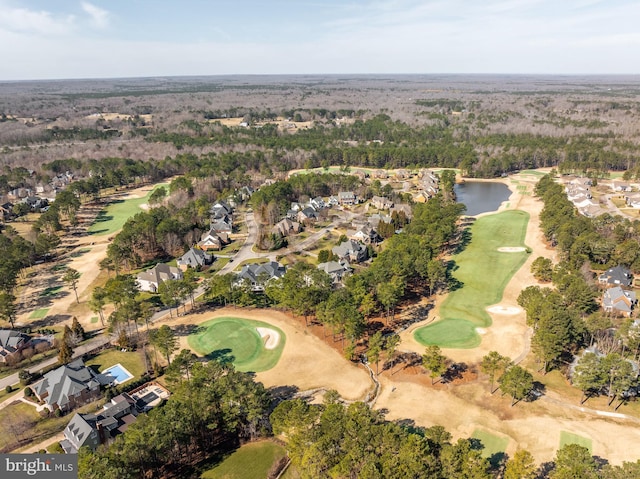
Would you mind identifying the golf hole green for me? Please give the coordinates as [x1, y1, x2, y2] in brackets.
[187, 317, 285, 372]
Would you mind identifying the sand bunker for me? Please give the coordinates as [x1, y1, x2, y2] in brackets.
[487, 305, 522, 315]
[256, 327, 280, 350]
[497, 247, 526, 252]
[475, 328, 487, 335]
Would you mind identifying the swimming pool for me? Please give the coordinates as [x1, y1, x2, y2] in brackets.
[102, 363, 134, 385]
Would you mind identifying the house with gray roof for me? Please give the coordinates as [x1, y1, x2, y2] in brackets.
[234, 261, 286, 292]
[0, 330, 30, 363]
[317, 260, 352, 284]
[61, 393, 138, 453]
[603, 286, 637, 317]
[338, 191, 356, 205]
[598, 266, 633, 288]
[332, 240, 368, 264]
[176, 247, 213, 271]
[136, 263, 183, 293]
[198, 229, 230, 251]
[271, 218, 302, 237]
[31, 359, 108, 413]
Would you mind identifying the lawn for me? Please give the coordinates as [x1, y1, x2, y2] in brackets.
[88, 183, 168, 236]
[472, 429, 509, 460]
[201, 441, 286, 479]
[414, 210, 530, 348]
[519, 169, 547, 177]
[188, 317, 285, 372]
[85, 348, 146, 379]
[559, 431, 592, 453]
[28, 308, 50, 319]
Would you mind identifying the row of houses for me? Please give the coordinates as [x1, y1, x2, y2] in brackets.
[0, 330, 54, 363]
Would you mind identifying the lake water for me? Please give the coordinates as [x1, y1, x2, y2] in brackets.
[454, 181, 511, 216]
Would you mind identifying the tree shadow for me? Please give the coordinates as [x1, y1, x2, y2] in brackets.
[205, 348, 235, 365]
[525, 381, 547, 402]
[268, 385, 300, 401]
[452, 227, 473, 254]
[441, 362, 467, 383]
[29, 314, 71, 329]
[173, 324, 205, 337]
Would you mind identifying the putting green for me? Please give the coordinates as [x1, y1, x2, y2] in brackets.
[472, 429, 509, 459]
[559, 431, 592, 453]
[29, 308, 50, 319]
[415, 210, 529, 349]
[88, 183, 168, 236]
[188, 317, 285, 372]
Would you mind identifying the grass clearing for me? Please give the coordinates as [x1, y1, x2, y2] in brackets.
[414, 210, 529, 348]
[39, 286, 62, 298]
[201, 441, 286, 479]
[88, 183, 168, 236]
[85, 348, 146, 379]
[559, 431, 592, 453]
[188, 317, 285, 372]
[28, 308, 50, 319]
[472, 429, 509, 460]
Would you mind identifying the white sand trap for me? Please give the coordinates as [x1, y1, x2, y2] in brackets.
[497, 246, 526, 252]
[139, 203, 150, 211]
[256, 327, 280, 350]
[486, 305, 522, 315]
[476, 328, 487, 335]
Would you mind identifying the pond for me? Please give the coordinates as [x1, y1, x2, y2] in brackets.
[454, 181, 512, 216]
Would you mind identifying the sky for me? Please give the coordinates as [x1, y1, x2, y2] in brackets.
[1, 0, 639, 80]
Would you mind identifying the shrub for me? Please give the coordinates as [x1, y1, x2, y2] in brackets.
[24, 386, 33, 397]
[5, 385, 12, 394]
[19, 369, 33, 385]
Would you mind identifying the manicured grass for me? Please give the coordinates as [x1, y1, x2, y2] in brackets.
[85, 348, 146, 379]
[28, 308, 50, 319]
[188, 317, 285, 372]
[88, 183, 168, 236]
[520, 169, 547, 177]
[560, 431, 592, 453]
[39, 286, 62, 298]
[472, 429, 509, 459]
[201, 441, 286, 479]
[414, 210, 529, 349]
[90, 316, 99, 323]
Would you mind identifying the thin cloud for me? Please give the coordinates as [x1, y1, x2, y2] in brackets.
[0, 3, 75, 35]
[81, 1, 110, 29]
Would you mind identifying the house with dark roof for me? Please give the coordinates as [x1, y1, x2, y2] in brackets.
[234, 261, 286, 292]
[61, 393, 138, 453]
[176, 247, 213, 271]
[297, 207, 318, 224]
[347, 225, 379, 244]
[0, 330, 30, 363]
[603, 286, 637, 317]
[599, 266, 633, 288]
[31, 359, 108, 413]
[136, 263, 183, 293]
[210, 218, 233, 234]
[332, 240, 368, 264]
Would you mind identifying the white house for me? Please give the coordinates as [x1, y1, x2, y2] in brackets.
[136, 263, 183, 293]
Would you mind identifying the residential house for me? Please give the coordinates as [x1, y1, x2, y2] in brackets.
[136, 263, 183, 293]
[599, 266, 633, 288]
[234, 261, 286, 292]
[624, 193, 640, 208]
[373, 169, 388, 179]
[327, 195, 339, 207]
[347, 225, 379, 244]
[271, 218, 302, 237]
[210, 217, 233, 234]
[367, 213, 392, 229]
[579, 205, 602, 218]
[338, 191, 356, 205]
[332, 240, 368, 264]
[290, 202, 304, 212]
[394, 169, 410, 179]
[0, 330, 30, 363]
[611, 181, 632, 192]
[176, 247, 213, 271]
[198, 229, 230, 251]
[31, 359, 108, 413]
[210, 201, 233, 222]
[61, 393, 138, 453]
[390, 203, 413, 219]
[309, 197, 326, 210]
[371, 196, 393, 210]
[603, 286, 637, 317]
[297, 207, 318, 224]
[0, 202, 14, 221]
[317, 260, 352, 284]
